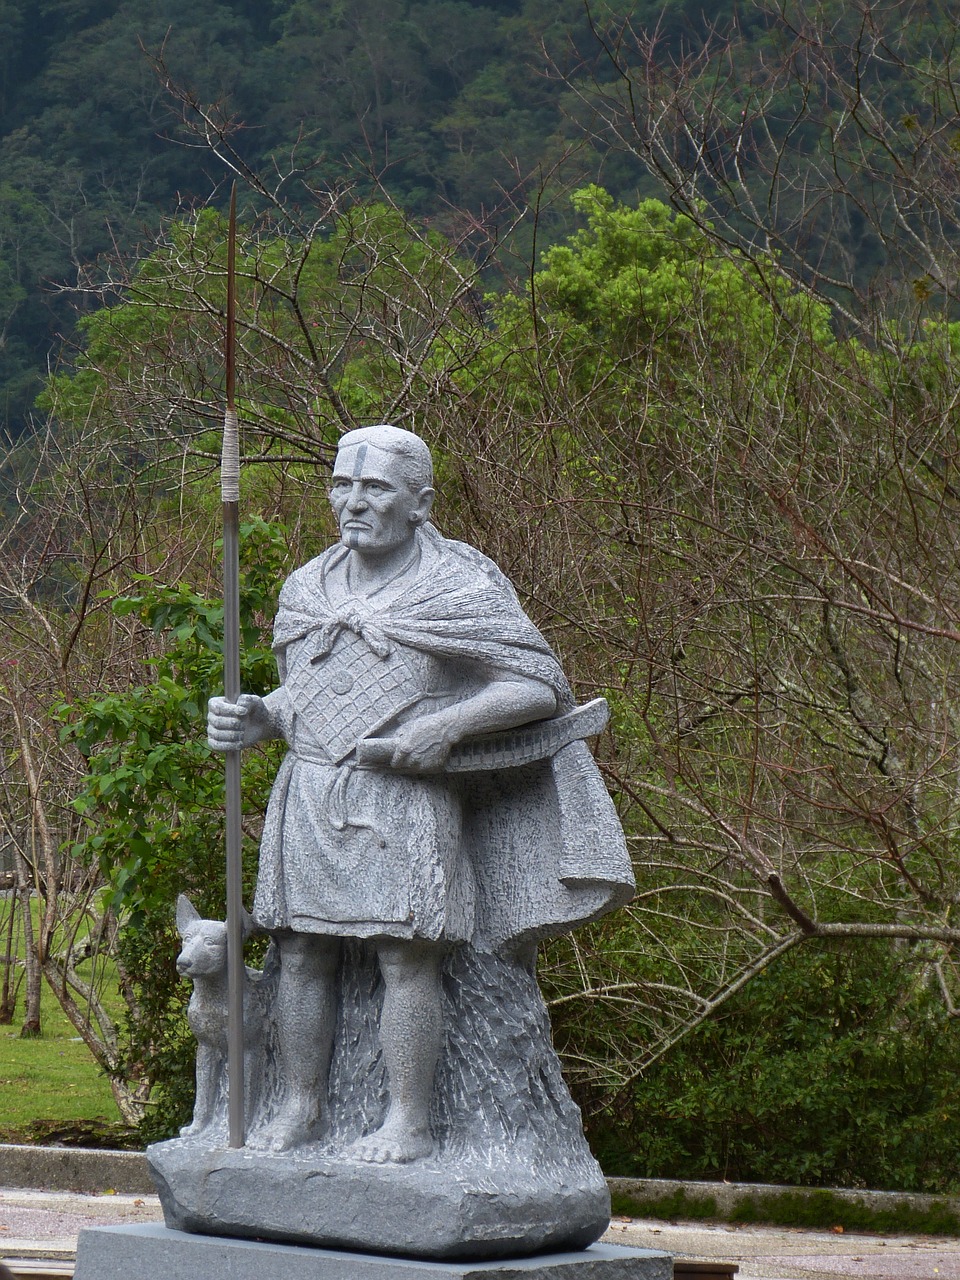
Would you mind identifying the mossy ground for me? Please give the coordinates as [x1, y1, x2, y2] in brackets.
[610, 1187, 960, 1237]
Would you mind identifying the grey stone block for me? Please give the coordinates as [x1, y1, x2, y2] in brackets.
[147, 1141, 610, 1259]
[73, 1224, 672, 1280]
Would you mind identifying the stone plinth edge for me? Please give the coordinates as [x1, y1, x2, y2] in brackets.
[73, 1224, 672, 1280]
[146, 1139, 611, 1260]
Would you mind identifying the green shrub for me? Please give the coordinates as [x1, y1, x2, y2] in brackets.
[590, 940, 960, 1195]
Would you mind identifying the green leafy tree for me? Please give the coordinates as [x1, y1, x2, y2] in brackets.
[431, 188, 960, 1165]
[58, 518, 288, 1134]
[41, 194, 493, 479]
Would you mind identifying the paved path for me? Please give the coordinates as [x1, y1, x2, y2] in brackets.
[2, 1187, 960, 1278]
[0, 1188, 162, 1260]
[608, 1215, 960, 1278]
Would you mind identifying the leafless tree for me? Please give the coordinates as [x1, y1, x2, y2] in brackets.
[0, 421, 214, 1120]
[24, 31, 960, 1119]
[562, 0, 960, 329]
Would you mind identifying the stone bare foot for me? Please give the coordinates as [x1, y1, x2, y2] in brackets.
[247, 1100, 317, 1153]
[347, 1117, 434, 1165]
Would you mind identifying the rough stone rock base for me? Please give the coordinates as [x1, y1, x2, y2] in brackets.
[147, 1142, 611, 1259]
[148, 942, 616, 1259]
[73, 1224, 673, 1280]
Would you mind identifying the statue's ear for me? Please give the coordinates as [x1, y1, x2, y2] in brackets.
[176, 894, 200, 934]
[410, 486, 434, 526]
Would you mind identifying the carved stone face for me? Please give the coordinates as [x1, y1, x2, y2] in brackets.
[329, 443, 432, 558]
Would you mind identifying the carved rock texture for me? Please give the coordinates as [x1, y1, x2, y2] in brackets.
[148, 943, 610, 1259]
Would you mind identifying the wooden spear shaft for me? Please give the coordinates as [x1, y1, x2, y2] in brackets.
[221, 183, 245, 1148]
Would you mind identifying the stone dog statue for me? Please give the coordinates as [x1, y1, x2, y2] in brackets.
[174, 894, 274, 1139]
[147, 424, 635, 1260]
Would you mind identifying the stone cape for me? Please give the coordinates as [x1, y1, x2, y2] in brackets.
[254, 524, 635, 949]
[148, 942, 613, 1258]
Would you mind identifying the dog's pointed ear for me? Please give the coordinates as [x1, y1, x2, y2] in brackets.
[176, 894, 201, 934]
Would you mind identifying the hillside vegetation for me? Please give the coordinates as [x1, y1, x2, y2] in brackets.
[4, 0, 960, 1190]
[1, 0, 601, 435]
[4, 0, 951, 436]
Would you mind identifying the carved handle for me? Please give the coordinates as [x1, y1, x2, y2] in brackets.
[354, 698, 610, 773]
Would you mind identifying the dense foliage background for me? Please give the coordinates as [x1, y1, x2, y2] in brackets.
[1, 0, 938, 437]
[4, 0, 960, 1191]
[0, 0, 608, 436]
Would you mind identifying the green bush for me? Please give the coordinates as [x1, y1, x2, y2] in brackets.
[609, 1186, 960, 1235]
[60, 518, 289, 1141]
[591, 940, 960, 1194]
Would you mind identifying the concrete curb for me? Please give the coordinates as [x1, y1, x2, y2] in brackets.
[608, 1175, 960, 1222]
[0, 1147, 155, 1197]
[0, 1147, 957, 1224]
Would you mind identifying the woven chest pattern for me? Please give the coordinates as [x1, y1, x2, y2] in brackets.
[285, 628, 429, 761]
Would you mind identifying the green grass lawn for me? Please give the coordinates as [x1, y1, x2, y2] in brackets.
[0, 900, 127, 1143]
[0, 1026, 123, 1137]
[0, 983, 124, 1139]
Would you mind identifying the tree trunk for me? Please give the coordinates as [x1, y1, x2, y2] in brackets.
[0, 888, 19, 1023]
[18, 882, 40, 1038]
[107, 1076, 150, 1127]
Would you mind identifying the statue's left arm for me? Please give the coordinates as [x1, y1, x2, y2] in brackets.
[387, 674, 557, 773]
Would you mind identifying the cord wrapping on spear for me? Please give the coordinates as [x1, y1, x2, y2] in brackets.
[221, 408, 240, 502]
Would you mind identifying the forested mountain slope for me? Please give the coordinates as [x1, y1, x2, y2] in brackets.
[1, 0, 608, 436]
[0, 0, 877, 440]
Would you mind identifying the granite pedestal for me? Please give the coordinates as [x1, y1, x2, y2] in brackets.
[148, 1141, 610, 1259]
[73, 1224, 672, 1280]
[148, 942, 617, 1259]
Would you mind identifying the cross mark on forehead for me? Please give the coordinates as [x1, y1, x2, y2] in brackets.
[333, 443, 401, 486]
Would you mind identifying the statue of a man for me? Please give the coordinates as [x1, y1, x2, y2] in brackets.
[207, 425, 633, 1163]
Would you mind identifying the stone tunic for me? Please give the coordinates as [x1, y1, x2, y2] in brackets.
[252, 545, 477, 941]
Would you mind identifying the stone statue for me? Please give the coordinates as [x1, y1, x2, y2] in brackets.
[174, 894, 270, 1138]
[147, 424, 636, 1259]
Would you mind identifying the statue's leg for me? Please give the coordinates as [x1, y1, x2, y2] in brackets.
[180, 1042, 219, 1137]
[349, 938, 443, 1164]
[249, 932, 338, 1153]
